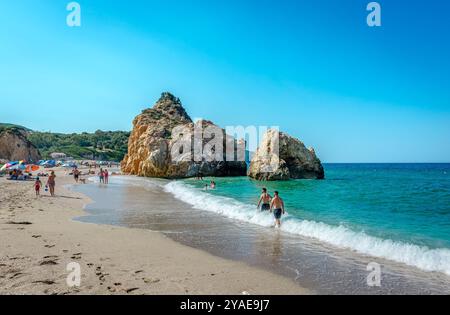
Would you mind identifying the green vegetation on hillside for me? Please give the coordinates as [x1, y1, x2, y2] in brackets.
[0, 123, 31, 132]
[28, 130, 130, 162]
[1, 123, 130, 162]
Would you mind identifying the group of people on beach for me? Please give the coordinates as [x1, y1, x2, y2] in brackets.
[33, 165, 110, 198]
[98, 168, 109, 184]
[8, 169, 29, 181]
[199, 179, 286, 227]
[257, 188, 286, 228]
[77, 167, 110, 184]
[34, 171, 56, 197]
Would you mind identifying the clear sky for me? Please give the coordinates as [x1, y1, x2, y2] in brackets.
[0, 0, 449, 162]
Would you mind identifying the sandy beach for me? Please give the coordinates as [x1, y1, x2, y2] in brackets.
[0, 168, 310, 295]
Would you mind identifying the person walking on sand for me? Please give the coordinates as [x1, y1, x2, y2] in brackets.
[270, 191, 285, 228]
[99, 168, 104, 184]
[257, 188, 272, 212]
[34, 177, 42, 197]
[46, 171, 56, 197]
[73, 168, 80, 183]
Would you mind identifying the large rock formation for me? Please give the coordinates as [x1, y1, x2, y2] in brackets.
[248, 129, 325, 181]
[121, 92, 247, 178]
[0, 128, 41, 162]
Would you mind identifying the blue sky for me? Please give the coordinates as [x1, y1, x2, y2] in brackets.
[0, 0, 449, 162]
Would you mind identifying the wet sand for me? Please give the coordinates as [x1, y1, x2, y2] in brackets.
[0, 169, 310, 295]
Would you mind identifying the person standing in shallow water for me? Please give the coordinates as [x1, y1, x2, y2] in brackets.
[257, 188, 272, 212]
[104, 169, 109, 184]
[270, 191, 285, 228]
[99, 168, 104, 184]
[73, 168, 80, 183]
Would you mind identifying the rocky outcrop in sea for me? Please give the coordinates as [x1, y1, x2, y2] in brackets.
[248, 129, 325, 180]
[121, 92, 247, 178]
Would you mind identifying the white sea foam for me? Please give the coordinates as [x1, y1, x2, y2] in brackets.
[164, 181, 450, 275]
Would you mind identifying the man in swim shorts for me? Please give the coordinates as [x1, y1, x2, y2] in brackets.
[270, 191, 285, 228]
[257, 188, 272, 211]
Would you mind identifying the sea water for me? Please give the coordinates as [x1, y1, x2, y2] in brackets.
[166, 164, 450, 275]
[73, 163, 450, 294]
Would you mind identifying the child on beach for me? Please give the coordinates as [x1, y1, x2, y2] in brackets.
[34, 177, 42, 197]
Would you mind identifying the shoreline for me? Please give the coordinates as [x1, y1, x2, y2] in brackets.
[0, 168, 311, 295]
[73, 173, 450, 295]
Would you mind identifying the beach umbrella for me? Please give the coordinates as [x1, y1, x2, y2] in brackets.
[25, 165, 40, 173]
[2, 163, 13, 170]
[0, 164, 6, 171]
[7, 164, 26, 171]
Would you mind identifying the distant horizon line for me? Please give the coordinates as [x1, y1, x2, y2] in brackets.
[322, 162, 450, 164]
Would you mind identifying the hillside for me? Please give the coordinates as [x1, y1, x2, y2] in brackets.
[27, 130, 130, 162]
[1, 123, 130, 162]
[0, 127, 41, 162]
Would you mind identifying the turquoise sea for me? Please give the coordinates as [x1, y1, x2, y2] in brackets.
[166, 163, 450, 275]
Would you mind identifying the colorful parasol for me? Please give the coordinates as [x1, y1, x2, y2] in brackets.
[25, 165, 40, 173]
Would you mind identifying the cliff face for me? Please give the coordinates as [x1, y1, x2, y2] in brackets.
[121, 93, 247, 178]
[248, 129, 325, 181]
[0, 129, 41, 162]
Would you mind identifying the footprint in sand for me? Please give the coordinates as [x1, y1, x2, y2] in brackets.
[33, 280, 56, 285]
[125, 288, 140, 294]
[32, 235, 42, 239]
[40, 255, 59, 266]
[9, 272, 25, 280]
[71, 253, 82, 260]
[107, 286, 117, 293]
[39, 259, 59, 266]
[6, 221, 32, 225]
[142, 277, 160, 284]
[44, 245, 56, 249]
